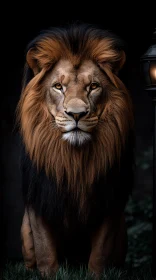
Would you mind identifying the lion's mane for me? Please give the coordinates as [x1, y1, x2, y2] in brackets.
[17, 23, 134, 219]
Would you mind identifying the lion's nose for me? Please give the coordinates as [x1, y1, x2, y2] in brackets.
[65, 111, 88, 121]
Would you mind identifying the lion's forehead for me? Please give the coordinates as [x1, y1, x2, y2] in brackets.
[49, 59, 101, 85]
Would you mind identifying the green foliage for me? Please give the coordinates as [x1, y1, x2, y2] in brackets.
[136, 146, 153, 170]
[125, 196, 152, 268]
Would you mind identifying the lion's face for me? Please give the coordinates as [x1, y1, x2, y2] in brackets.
[45, 59, 107, 145]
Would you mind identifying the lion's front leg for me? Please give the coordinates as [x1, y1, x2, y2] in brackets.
[88, 213, 127, 279]
[21, 207, 59, 277]
[21, 208, 36, 270]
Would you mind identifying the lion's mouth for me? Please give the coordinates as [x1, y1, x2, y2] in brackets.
[71, 127, 81, 132]
[64, 127, 85, 133]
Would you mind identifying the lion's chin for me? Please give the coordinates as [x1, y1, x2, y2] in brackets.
[62, 130, 91, 145]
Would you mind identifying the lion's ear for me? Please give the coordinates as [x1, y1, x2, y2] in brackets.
[98, 50, 126, 88]
[98, 49, 126, 75]
[26, 48, 40, 75]
[113, 50, 126, 74]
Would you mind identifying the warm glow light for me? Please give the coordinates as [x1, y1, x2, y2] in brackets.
[153, 68, 156, 79]
[150, 62, 156, 83]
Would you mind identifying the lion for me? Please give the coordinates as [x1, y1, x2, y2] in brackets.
[16, 23, 134, 278]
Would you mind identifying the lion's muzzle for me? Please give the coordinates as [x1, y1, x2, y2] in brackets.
[55, 98, 98, 145]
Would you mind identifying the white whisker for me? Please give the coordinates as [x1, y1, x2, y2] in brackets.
[62, 131, 91, 145]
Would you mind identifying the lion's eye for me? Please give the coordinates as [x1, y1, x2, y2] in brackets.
[54, 83, 63, 90]
[90, 83, 99, 91]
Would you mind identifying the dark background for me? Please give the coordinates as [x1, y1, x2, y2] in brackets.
[1, 12, 155, 264]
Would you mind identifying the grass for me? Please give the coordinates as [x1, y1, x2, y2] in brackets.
[3, 196, 154, 279]
[3, 262, 154, 280]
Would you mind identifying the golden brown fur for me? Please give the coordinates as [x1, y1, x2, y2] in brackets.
[16, 25, 133, 213]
